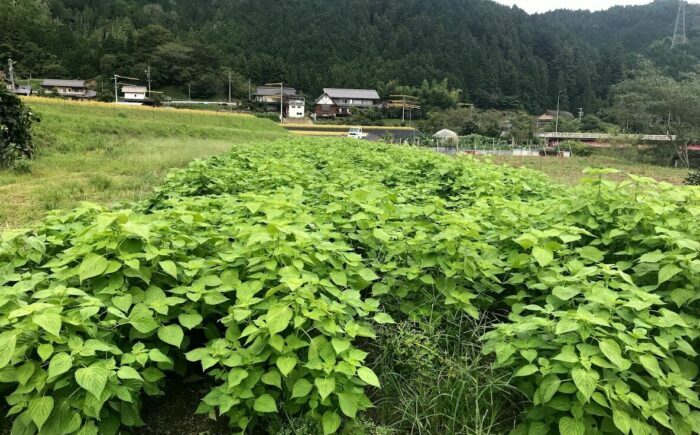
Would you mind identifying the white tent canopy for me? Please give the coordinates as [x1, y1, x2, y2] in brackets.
[433, 129, 459, 143]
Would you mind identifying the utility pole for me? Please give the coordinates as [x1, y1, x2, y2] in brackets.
[188, 84, 191, 101]
[248, 79, 251, 101]
[228, 72, 232, 104]
[7, 58, 15, 90]
[265, 82, 284, 121]
[113, 74, 119, 103]
[145, 66, 151, 96]
[578, 108, 584, 122]
[113, 74, 139, 103]
[555, 91, 562, 134]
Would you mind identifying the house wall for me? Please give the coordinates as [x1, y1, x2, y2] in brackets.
[125, 93, 146, 100]
[288, 101, 305, 118]
[314, 104, 338, 118]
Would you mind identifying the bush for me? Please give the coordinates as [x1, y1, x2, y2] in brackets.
[684, 168, 700, 185]
[0, 87, 38, 168]
[560, 140, 595, 156]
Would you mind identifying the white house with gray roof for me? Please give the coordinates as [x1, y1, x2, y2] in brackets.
[314, 88, 381, 117]
[41, 79, 96, 99]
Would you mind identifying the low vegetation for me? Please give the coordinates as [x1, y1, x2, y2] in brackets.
[0, 88, 37, 169]
[0, 98, 286, 229]
[0, 138, 698, 434]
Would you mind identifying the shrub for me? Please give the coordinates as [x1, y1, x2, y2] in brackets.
[684, 168, 700, 185]
[560, 140, 595, 156]
[0, 87, 38, 168]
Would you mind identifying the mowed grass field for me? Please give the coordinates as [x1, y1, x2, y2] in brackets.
[484, 153, 689, 185]
[0, 98, 287, 229]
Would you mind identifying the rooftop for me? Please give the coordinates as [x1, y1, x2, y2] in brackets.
[255, 86, 298, 97]
[41, 79, 88, 88]
[323, 88, 380, 100]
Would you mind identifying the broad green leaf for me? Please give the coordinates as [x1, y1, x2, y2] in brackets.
[532, 246, 553, 267]
[322, 411, 342, 434]
[48, 353, 73, 379]
[539, 374, 560, 403]
[552, 286, 580, 301]
[32, 312, 62, 337]
[37, 344, 53, 362]
[27, 396, 53, 430]
[315, 377, 336, 400]
[0, 333, 16, 369]
[373, 313, 395, 324]
[159, 260, 178, 279]
[178, 313, 203, 330]
[227, 368, 249, 387]
[117, 366, 142, 381]
[559, 417, 585, 435]
[658, 264, 682, 285]
[638, 355, 663, 378]
[267, 306, 293, 335]
[276, 355, 297, 376]
[357, 367, 381, 387]
[571, 367, 598, 401]
[157, 325, 184, 348]
[577, 246, 604, 262]
[330, 271, 347, 287]
[599, 339, 631, 370]
[253, 394, 276, 413]
[639, 251, 665, 263]
[291, 378, 313, 398]
[337, 392, 358, 418]
[358, 268, 379, 282]
[261, 370, 281, 389]
[79, 254, 109, 281]
[331, 338, 351, 354]
[514, 364, 538, 377]
[613, 408, 632, 434]
[75, 365, 110, 398]
[111, 295, 132, 312]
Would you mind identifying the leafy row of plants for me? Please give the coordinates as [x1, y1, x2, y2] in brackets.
[1, 138, 699, 434]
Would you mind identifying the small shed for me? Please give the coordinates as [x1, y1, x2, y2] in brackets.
[433, 129, 459, 144]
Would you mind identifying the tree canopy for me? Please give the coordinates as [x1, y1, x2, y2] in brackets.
[1, 0, 698, 112]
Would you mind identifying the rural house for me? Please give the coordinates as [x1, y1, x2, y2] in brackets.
[287, 96, 305, 118]
[121, 85, 148, 103]
[254, 85, 301, 114]
[536, 110, 573, 129]
[3, 80, 32, 96]
[314, 88, 381, 117]
[41, 79, 97, 99]
[1, 71, 32, 96]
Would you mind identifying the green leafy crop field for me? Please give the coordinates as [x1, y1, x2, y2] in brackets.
[0, 138, 699, 434]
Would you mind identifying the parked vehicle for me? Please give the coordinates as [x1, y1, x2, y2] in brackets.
[348, 127, 368, 139]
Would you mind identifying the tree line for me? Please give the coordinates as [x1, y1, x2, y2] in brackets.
[2, 0, 698, 114]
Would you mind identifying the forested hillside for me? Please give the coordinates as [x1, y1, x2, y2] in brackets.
[1, 0, 698, 112]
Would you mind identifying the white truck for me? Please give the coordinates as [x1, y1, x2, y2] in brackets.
[347, 127, 368, 139]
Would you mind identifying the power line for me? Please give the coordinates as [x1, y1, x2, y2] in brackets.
[672, 0, 687, 49]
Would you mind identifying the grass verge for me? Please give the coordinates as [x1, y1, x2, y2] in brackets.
[0, 98, 287, 229]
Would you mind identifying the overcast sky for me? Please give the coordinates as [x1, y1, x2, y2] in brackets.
[494, 1, 697, 14]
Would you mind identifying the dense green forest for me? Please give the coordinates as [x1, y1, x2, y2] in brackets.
[1, 0, 698, 113]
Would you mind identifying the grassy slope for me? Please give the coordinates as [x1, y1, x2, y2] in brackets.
[0, 98, 287, 229]
[485, 154, 689, 186]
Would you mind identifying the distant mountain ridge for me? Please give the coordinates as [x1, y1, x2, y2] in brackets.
[1, 0, 697, 112]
